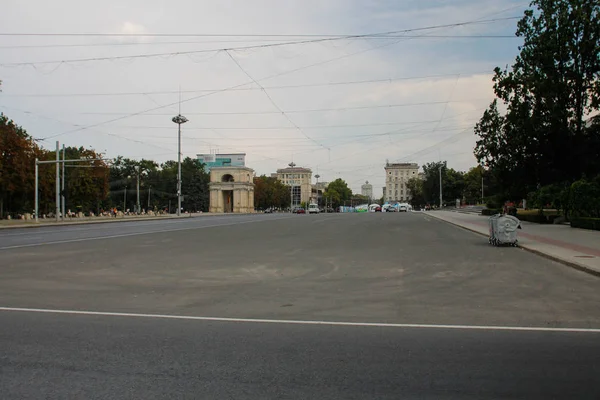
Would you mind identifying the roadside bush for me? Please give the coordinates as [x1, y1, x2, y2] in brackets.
[528, 183, 570, 212]
[570, 217, 600, 231]
[485, 196, 502, 210]
[517, 213, 560, 224]
[481, 208, 502, 216]
[569, 178, 600, 218]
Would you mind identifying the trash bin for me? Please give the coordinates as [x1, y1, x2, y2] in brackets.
[489, 214, 520, 246]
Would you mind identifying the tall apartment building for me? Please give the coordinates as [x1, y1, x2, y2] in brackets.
[384, 162, 419, 202]
[276, 166, 312, 206]
[361, 181, 373, 198]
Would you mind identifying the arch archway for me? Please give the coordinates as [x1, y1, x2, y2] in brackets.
[222, 174, 234, 182]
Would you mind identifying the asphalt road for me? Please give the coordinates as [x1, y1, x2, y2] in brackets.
[1, 212, 599, 398]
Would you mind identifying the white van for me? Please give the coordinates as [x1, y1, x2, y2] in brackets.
[308, 204, 320, 214]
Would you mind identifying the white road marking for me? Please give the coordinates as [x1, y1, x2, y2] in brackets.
[1, 306, 599, 333]
[0, 216, 293, 250]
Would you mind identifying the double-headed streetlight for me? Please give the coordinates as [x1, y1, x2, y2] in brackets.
[172, 114, 188, 216]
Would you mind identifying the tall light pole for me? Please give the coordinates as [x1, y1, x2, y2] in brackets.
[172, 114, 188, 216]
[288, 162, 296, 210]
[61, 144, 66, 220]
[439, 164, 443, 209]
[480, 163, 484, 205]
[314, 174, 320, 207]
[55, 141, 60, 222]
[124, 181, 128, 213]
[136, 165, 141, 214]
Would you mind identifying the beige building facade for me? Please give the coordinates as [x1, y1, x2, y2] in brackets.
[384, 162, 419, 202]
[209, 167, 255, 213]
[276, 167, 312, 206]
[361, 181, 373, 198]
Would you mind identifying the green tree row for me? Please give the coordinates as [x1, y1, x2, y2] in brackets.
[473, 0, 600, 204]
[1, 113, 210, 217]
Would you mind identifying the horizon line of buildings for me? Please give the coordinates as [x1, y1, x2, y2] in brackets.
[197, 152, 423, 205]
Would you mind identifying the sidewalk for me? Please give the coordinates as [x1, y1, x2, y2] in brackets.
[425, 210, 600, 277]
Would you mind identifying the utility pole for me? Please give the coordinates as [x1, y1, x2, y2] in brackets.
[61, 144, 65, 219]
[55, 141, 60, 222]
[148, 186, 151, 209]
[480, 163, 484, 204]
[314, 175, 319, 206]
[288, 162, 296, 211]
[124, 185, 127, 213]
[136, 166, 141, 214]
[439, 164, 443, 209]
[34, 158, 39, 222]
[172, 114, 188, 216]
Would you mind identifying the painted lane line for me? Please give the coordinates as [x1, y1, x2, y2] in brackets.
[0, 216, 294, 250]
[1, 307, 599, 333]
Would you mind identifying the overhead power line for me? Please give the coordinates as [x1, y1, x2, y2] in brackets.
[3, 72, 495, 98]
[0, 35, 518, 50]
[38, 29, 409, 140]
[38, 13, 509, 141]
[104, 117, 481, 130]
[0, 17, 519, 68]
[225, 49, 329, 151]
[0, 18, 519, 38]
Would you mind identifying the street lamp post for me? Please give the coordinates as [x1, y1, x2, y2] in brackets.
[288, 162, 296, 211]
[136, 166, 141, 214]
[172, 114, 189, 216]
[439, 165, 443, 209]
[314, 174, 320, 207]
[480, 163, 485, 205]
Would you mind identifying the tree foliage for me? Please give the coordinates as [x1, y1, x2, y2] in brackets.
[108, 157, 209, 213]
[253, 175, 290, 210]
[474, 0, 600, 199]
[405, 177, 425, 207]
[324, 178, 352, 208]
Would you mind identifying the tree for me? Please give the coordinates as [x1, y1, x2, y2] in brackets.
[463, 166, 484, 204]
[324, 178, 352, 208]
[180, 158, 210, 212]
[406, 178, 425, 207]
[421, 161, 446, 205]
[474, 0, 600, 199]
[253, 175, 290, 210]
[0, 113, 49, 217]
[62, 146, 109, 214]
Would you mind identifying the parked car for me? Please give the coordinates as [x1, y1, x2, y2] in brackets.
[398, 205, 408, 212]
[386, 206, 397, 212]
[375, 206, 382, 212]
[296, 208, 306, 214]
[264, 208, 273, 214]
[308, 204, 320, 214]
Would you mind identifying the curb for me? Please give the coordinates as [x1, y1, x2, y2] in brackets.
[425, 212, 600, 278]
[0, 214, 198, 230]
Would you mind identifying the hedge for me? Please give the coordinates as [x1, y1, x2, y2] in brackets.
[481, 208, 502, 216]
[516, 213, 560, 224]
[570, 217, 600, 231]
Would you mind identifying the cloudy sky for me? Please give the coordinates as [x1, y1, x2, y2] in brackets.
[0, 0, 528, 196]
